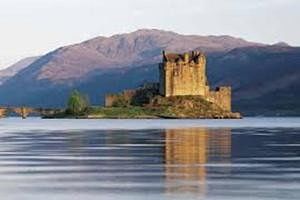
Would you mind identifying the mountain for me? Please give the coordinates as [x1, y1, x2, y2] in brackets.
[272, 42, 290, 47]
[0, 56, 40, 85]
[0, 29, 299, 116]
[207, 45, 300, 116]
[5, 29, 261, 82]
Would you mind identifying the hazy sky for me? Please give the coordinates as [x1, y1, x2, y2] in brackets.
[0, 0, 299, 69]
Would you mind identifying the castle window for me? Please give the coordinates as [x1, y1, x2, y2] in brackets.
[173, 69, 179, 76]
[173, 65, 180, 76]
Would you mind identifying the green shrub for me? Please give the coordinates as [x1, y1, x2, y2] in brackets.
[66, 90, 90, 116]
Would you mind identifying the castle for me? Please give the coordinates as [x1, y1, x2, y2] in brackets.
[105, 51, 233, 113]
[159, 51, 231, 111]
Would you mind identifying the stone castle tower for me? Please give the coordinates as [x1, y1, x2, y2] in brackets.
[159, 51, 232, 111]
[159, 51, 209, 97]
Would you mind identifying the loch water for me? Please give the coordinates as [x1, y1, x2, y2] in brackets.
[0, 118, 299, 200]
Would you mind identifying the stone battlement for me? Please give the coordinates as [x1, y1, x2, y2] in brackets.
[163, 51, 206, 65]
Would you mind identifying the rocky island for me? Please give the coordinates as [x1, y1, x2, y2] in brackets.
[46, 51, 241, 119]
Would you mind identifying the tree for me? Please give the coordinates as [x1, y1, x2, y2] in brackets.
[66, 90, 90, 116]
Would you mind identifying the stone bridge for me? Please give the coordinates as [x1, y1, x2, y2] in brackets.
[0, 107, 63, 119]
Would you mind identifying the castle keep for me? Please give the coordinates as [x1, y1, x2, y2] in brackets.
[159, 51, 208, 97]
[159, 51, 231, 111]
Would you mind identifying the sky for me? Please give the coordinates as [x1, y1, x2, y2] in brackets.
[0, 0, 299, 69]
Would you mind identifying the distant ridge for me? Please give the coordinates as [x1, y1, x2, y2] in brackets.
[272, 42, 290, 47]
[7, 29, 262, 82]
[0, 56, 40, 85]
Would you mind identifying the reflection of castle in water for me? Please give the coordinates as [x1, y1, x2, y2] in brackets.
[164, 128, 231, 195]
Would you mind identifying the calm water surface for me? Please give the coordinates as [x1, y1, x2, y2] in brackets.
[0, 117, 299, 200]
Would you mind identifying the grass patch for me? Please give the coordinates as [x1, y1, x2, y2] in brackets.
[88, 106, 160, 119]
[44, 95, 241, 119]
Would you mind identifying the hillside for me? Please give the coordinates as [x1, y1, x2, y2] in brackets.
[0, 56, 39, 85]
[0, 29, 299, 116]
[2, 29, 261, 82]
[207, 45, 300, 115]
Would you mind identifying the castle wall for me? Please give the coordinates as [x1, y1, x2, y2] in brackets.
[105, 94, 117, 107]
[105, 90, 137, 107]
[105, 84, 159, 107]
[160, 54, 208, 97]
[207, 87, 232, 112]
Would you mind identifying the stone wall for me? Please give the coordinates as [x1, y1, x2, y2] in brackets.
[159, 52, 209, 97]
[207, 87, 232, 112]
[105, 90, 137, 107]
[105, 94, 117, 107]
[105, 83, 159, 107]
